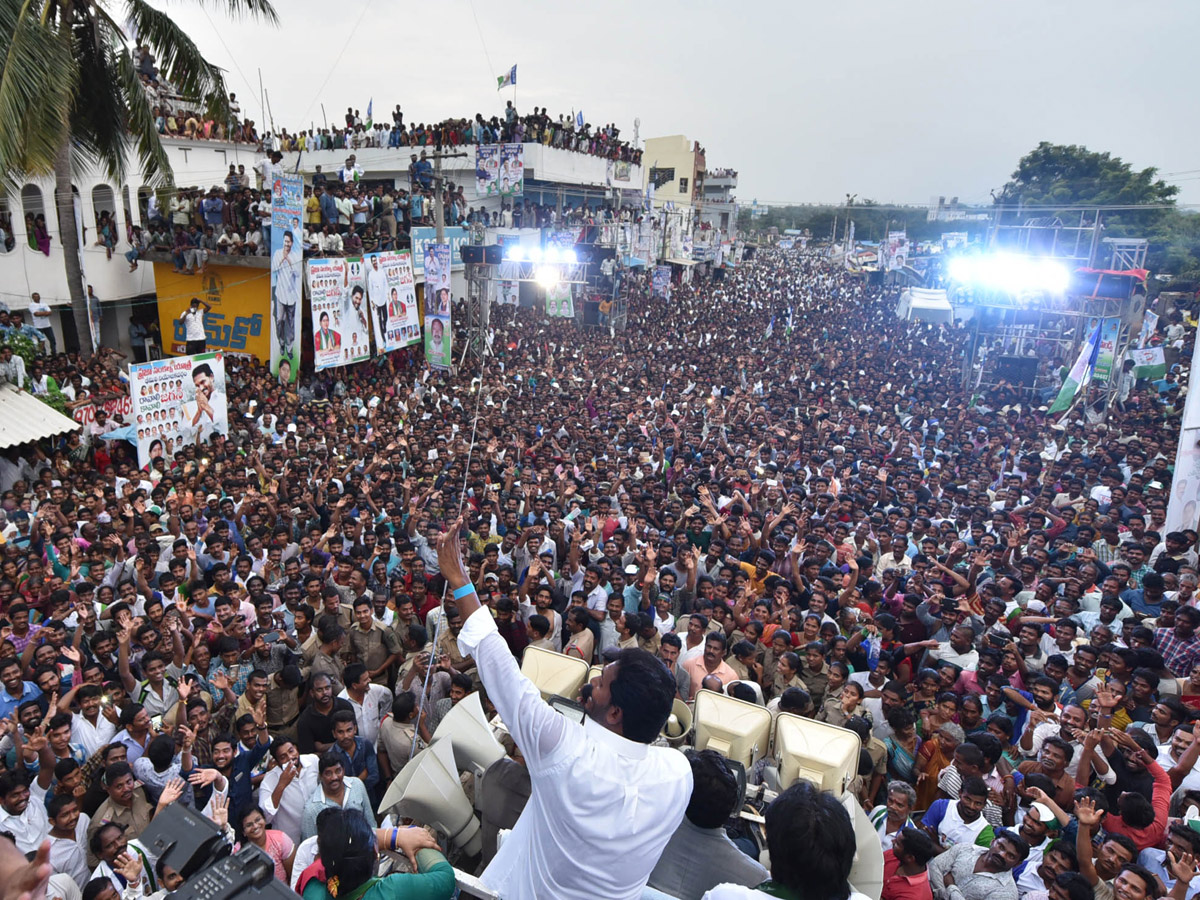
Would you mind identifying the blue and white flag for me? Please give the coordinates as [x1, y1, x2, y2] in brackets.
[575, 110, 584, 128]
[497, 65, 517, 90]
[365, 99, 373, 128]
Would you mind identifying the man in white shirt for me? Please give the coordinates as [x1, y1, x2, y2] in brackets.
[47, 794, 91, 889]
[258, 739, 319, 844]
[71, 684, 117, 755]
[437, 519, 691, 900]
[0, 771, 49, 854]
[28, 292, 55, 354]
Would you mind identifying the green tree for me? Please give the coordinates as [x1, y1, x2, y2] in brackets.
[995, 141, 1189, 272]
[0, 0, 277, 357]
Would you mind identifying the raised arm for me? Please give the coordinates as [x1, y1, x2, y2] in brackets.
[436, 518, 571, 770]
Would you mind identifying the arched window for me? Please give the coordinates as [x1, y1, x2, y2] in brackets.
[91, 184, 115, 229]
[21, 184, 45, 223]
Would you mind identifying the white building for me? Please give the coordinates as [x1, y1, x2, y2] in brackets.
[0, 136, 642, 357]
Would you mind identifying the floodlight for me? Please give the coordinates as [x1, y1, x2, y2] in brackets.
[506, 245, 525, 263]
[544, 247, 559, 264]
[527, 246, 543, 264]
[562, 248, 577, 264]
[536, 266, 560, 289]
[946, 252, 1070, 294]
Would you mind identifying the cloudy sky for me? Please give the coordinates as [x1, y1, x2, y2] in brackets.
[154, 0, 1200, 208]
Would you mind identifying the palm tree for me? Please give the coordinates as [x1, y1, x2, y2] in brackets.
[0, 0, 277, 356]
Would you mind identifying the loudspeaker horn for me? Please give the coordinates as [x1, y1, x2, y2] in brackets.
[520, 645, 589, 701]
[378, 739, 482, 857]
[660, 697, 693, 746]
[431, 691, 506, 777]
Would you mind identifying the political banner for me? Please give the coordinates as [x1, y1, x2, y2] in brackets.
[423, 243, 452, 318]
[1131, 346, 1166, 380]
[498, 143, 524, 196]
[475, 145, 500, 196]
[1167, 336, 1200, 534]
[422, 242, 453, 370]
[308, 258, 372, 371]
[545, 282, 574, 318]
[410, 227, 469, 277]
[364, 251, 420, 352]
[497, 274, 520, 306]
[778, 239, 794, 250]
[270, 174, 304, 381]
[941, 232, 969, 252]
[130, 352, 228, 467]
[1093, 317, 1121, 382]
[424, 313, 452, 369]
[652, 265, 671, 300]
[154, 264, 270, 360]
[885, 230, 908, 271]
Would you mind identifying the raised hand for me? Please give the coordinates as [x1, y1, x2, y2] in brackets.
[209, 793, 229, 829]
[1169, 851, 1198, 885]
[1074, 796, 1103, 829]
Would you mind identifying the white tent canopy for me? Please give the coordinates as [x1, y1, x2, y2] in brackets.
[896, 288, 952, 323]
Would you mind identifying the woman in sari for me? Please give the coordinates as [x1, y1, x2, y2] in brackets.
[914, 722, 964, 810]
[297, 808, 453, 900]
[883, 707, 920, 785]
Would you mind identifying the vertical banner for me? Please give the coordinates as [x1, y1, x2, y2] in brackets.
[545, 282, 574, 318]
[1167, 335, 1200, 534]
[476, 145, 500, 196]
[130, 352, 228, 467]
[365, 251, 421, 351]
[1139, 310, 1159, 348]
[270, 174, 304, 381]
[1093, 317, 1121, 382]
[652, 265, 671, 300]
[499, 143, 524, 197]
[885, 230, 908, 271]
[308, 258, 371, 371]
[423, 243, 452, 370]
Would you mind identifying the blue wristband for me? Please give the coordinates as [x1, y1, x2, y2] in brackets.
[453, 584, 477, 600]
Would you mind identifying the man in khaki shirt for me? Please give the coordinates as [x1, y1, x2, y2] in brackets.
[349, 597, 402, 686]
[85, 761, 160, 867]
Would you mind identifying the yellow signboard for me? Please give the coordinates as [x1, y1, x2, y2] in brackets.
[153, 263, 272, 360]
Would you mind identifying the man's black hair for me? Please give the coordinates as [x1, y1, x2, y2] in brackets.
[683, 749, 739, 829]
[764, 780, 854, 899]
[609, 647, 677, 744]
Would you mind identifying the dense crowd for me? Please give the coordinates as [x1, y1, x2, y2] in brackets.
[0, 248, 1198, 900]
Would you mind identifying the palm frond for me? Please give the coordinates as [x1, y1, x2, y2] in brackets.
[114, 48, 173, 187]
[122, 0, 228, 105]
[203, 0, 279, 25]
[0, 0, 75, 180]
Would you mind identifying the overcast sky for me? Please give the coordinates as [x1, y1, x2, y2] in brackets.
[153, 0, 1200, 209]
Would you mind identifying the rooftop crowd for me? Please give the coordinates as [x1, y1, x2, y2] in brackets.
[99, 148, 646, 274]
[0, 247, 1198, 900]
